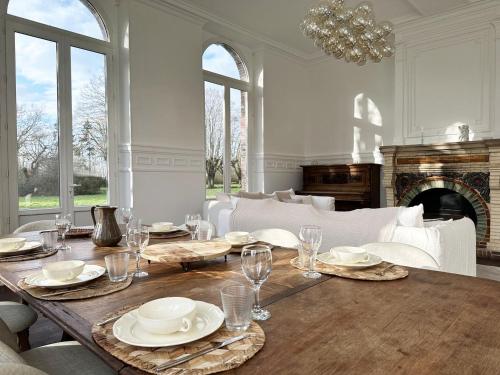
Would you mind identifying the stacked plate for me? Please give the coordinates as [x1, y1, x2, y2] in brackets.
[113, 297, 224, 347]
[24, 261, 106, 289]
[0, 237, 43, 258]
[317, 246, 382, 269]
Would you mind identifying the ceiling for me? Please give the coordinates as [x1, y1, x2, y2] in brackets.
[177, 0, 480, 56]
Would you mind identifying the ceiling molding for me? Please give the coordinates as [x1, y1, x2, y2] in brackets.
[134, 0, 206, 26]
[405, 0, 426, 16]
[156, 0, 313, 63]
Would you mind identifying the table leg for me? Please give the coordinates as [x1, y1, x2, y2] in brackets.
[225, 255, 227, 262]
[180, 262, 190, 272]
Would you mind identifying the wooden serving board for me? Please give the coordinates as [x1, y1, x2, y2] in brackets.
[290, 257, 408, 281]
[142, 240, 232, 264]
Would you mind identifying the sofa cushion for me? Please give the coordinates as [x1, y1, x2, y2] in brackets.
[398, 204, 424, 228]
[274, 188, 295, 202]
[237, 191, 265, 200]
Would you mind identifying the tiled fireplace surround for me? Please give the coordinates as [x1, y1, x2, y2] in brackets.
[380, 140, 500, 257]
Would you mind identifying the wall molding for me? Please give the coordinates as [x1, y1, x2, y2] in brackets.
[120, 143, 204, 173]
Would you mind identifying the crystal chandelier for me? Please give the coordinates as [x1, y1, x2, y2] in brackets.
[300, 0, 395, 65]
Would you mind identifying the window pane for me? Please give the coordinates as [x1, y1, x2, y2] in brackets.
[202, 44, 247, 81]
[15, 34, 60, 209]
[230, 88, 248, 192]
[71, 47, 108, 207]
[8, 0, 106, 40]
[205, 82, 225, 199]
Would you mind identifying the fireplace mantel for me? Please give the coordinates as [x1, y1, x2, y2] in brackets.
[380, 140, 500, 256]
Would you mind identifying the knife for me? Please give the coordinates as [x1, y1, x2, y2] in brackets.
[154, 334, 248, 373]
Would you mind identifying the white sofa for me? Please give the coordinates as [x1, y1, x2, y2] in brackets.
[203, 196, 476, 276]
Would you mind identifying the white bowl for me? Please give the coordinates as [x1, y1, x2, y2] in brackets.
[42, 260, 85, 281]
[225, 231, 250, 244]
[0, 238, 26, 252]
[151, 222, 174, 231]
[137, 297, 197, 335]
[330, 246, 369, 264]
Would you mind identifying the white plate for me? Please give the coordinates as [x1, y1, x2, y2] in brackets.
[24, 264, 106, 289]
[149, 226, 181, 234]
[0, 241, 42, 257]
[317, 252, 383, 269]
[113, 301, 224, 347]
[228, 237, 258, 247]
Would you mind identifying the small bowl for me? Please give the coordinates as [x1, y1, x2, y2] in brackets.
[137, 297, 197, 335]
[151, 222, 174, 232]
[0, 238, 26, 252]
[225, 231, 250, 244]
[42, 260, 85, 281]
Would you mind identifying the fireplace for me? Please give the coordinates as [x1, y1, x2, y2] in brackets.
[380, 140, 500, 256]
[409, 188, 477, 224]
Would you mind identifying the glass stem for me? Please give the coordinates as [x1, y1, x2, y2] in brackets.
[309, 252, 316, 273]
[253, 284, 261, 311]
[62, 233, 66, 248]
[135, 251, 141, 273]
[191, 231, 196, 240]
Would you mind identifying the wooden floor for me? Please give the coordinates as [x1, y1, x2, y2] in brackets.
[1, 263, 500, 350]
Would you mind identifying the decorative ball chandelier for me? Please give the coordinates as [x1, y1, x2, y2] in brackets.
[300, 0, 395, 65]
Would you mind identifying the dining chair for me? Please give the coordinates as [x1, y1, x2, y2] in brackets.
[0, 302, 37, 351]
[250, 229, 300, 249]
[13, 220, 55, 234]
[361, 242, 440, 270]
[0, 318, 114, 375]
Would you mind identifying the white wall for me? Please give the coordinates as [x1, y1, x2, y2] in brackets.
[127, 1, 206, 224]
[305, 58, 395, 164]
[393, 1, 500, 145]
[260, 49, 309, 193]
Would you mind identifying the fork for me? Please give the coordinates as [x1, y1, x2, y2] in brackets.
[40, 284, 98, 297]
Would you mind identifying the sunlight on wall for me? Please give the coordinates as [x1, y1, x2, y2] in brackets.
[352, 126, 361, 164]
[352, 93, 384, 164]
[354, 93, 382, 126]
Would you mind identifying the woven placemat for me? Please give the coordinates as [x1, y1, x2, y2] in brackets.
[149, 230, 191, 240]
[18, 275, 133, 300]
[0, 248, 57, 262]
[290, 257, 408, 281]
[92, 304, 265, 374]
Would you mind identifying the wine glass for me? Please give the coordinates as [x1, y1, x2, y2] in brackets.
[120, 207, 133, 225]
[185, 214, 201, 240]
[126, 221, 149, 278]
[241, 244, 273, 321]
[55, 213, 72, 251]
[299, 225, 322, 279]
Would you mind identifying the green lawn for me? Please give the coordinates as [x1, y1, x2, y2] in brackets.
[206, 184, 240, 199]
[19, 191, 107, 209]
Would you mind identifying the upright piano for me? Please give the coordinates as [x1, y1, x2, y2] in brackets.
[296, 163, 381, 211]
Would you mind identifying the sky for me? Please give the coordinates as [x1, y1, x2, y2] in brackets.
[202, 44, 243, 80]
[9, 0, 106, 123]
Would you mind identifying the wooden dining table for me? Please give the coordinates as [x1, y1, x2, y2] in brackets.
[1, 232, 500, 374]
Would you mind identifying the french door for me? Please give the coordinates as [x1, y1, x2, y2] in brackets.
[6, 19, 115, 229]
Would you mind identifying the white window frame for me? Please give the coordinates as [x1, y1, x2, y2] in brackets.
[203, 51, 252, 196]
[4, 6, 118, 229]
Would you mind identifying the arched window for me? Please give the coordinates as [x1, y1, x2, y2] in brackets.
[8, 0, 107, 40]
[5, 0, 114, 227]
[202, 43, 250, 198]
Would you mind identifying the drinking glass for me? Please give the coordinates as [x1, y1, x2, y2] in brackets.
[40, 230, 58, 251]
[55, 213, 72, 251]
[120, 207, 133, 225]
[241, 244, 273, 321]
[299, 225, 322, 279]
[127, 221, 149, 278]
[185, 214, 201, 240]
[220, 284, 253, 332]
[105, 253, 130, 282]
[197, 221, 213, 241]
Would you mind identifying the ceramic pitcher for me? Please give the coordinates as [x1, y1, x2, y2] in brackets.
[90, 206, 122, 247]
